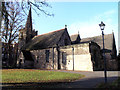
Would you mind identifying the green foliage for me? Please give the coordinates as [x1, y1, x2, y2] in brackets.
[2, 69, 84, 83]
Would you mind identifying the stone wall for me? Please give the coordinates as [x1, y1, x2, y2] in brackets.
[89, 42, 102, 70]
[60, 43, 93, 71]
[17, 52, 25, 68]
[107, 59, 118, 70]
[29, 43, 94, 71]
[23, 42, 101, 71]
[30, 48, 58, 70]
[105, 53, 118, 70]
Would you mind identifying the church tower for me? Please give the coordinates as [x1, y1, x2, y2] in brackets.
[17, 6, 37, 68]
[18, 6, 37, 49]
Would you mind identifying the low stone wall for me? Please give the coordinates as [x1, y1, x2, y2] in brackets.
[107, 59, 118, 70]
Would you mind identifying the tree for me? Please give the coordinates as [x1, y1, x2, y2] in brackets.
[1, 0, 53, 68]
[2, 2, 25, 43]
[1, 0, 53, 44]
[1, 1, 25, 67]
[21, 0, 54, 16]
[0, 2, 2, 68]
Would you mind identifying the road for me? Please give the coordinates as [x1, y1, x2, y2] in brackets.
[53, 70, 119, 88]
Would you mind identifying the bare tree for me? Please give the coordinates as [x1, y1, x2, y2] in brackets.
[1, 0, 53, 45]
[1, 0, 53, 68]
[1, 0, 54, 42]
[1, 1, 25, 67]
[21, 0, 54, 16]
[0, 2, 2, 68]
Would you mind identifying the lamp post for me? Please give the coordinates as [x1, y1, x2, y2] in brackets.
[99, 21, 107, 83]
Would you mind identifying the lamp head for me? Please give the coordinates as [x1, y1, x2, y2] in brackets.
[99, 21, 105, 30]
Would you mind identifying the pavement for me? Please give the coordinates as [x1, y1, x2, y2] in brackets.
[52, 70, 119, 88]
[1, 70, 119, 89]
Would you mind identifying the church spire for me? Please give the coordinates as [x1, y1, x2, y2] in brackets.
[25, 6, 33, 43]
[25, 5, 32, 32]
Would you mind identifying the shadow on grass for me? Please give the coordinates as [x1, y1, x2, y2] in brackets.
[1, 76, 119, 89]
[2, 81, 72, 90]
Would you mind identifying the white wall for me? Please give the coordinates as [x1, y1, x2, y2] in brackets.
[66, 54, 93, 71]
[60, 43, 94, 71]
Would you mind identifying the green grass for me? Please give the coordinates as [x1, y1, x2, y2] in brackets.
[2, 69, 84, 83]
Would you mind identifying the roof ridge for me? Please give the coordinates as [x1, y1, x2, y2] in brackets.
[81, 33, 113, 39]
[34, 28, 65, 38]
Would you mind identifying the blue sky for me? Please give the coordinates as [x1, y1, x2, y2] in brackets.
[31, 2, 118, 54]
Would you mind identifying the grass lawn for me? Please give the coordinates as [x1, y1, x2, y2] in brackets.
[1, 69, 84, 84]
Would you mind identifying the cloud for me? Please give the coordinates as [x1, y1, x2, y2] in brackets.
[68, 9, 118, 54]
[94, 9, 116, 23]
[68, 22, 101, 38]
[68, 9, 117, 38]
[104, 10, 116, 16]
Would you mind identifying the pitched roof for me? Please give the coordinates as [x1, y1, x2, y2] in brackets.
[70, 34, 81, 41]
[70, 34, 79, 41]
[22, 28, 66, 50]
[80, 33, 114, 50]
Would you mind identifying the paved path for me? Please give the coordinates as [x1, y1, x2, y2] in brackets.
[52, 70, 119, 88]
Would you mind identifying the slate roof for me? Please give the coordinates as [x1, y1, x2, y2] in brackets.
[22, 28, 67, 50]
[80, 33, 114, 51]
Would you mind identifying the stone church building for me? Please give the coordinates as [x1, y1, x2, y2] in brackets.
[17, 8, 117, 71]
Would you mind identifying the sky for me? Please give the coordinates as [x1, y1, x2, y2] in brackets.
[31, 2, 118, 54]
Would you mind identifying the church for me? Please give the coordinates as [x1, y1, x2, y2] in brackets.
[17, 7, 117, 71]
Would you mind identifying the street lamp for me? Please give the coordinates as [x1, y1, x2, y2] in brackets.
[99, 21, 107, 83]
